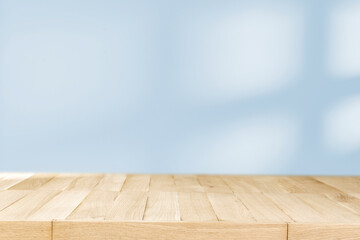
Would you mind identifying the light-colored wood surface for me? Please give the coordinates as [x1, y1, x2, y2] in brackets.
[53, 222, 287, 240]
[0, 174, 359, 239]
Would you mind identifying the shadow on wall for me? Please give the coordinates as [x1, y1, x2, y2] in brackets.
[170, 0, 360, 174]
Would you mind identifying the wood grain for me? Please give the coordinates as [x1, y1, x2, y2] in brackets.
[174, 175, 204, 192]
[94, 174, 126, 191]
[234, 193, 292, 222]
[121, 175, 150, 192]
[0, 173, 33, 190]
[288, 223, 360, 240]
[0, 190, 30, 211]
[66, 174, 103, 190]
[28, 191, 89, 221]
[38, 174, 78, 191]
[178, 192, 218, 221]
[67, 191, 119, 220]
[150, 175, 176, 192]
[0, 221, 51, 240]
[0, 190, 60, 220]
[144, 192, 180, 221]
[105, 191, 148, 220]
[53, 221, 287, 240]
[0, 174, 360, 239]
[207, 193, 255, 222]
[9, 173, 54, 190]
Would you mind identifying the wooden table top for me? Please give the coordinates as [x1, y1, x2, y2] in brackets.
[0, 173, 359, 240]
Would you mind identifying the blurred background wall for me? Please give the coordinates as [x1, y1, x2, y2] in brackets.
[0, 0, 359, 174]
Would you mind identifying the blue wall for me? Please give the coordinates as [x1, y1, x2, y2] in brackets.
[1, 0, 360, 174]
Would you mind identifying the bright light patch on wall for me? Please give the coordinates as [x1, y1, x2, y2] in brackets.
[173, 4, 304, 101]
[177, 116, 298, 173]
[328, 1, 360, 78]
[324, 96, 360, 153]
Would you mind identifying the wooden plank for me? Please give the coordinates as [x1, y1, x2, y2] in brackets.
[105, 192, 148, 220]
[286, 177, 342, 194]
[324, 192, 360, 215]
[275, 177, 308, 193]
[0, 173, 360, 240]
[198, 175, 232, 193]
[0, 190, 30, 211]
[294, 193, 360, 223]
[0, 173, 33, 190]
[207, 193, 255, 222]
[222, 176, 262, 193]
[315, 176, 360, 194]
[149, 175, 176, 192]
[53, 221, 287, 240]
[223, 176, 289, 194]
[248, 176, 294, 194]
[174, 175, 204, 192]
[264, 193, 326, 222]
[234, 193, 293, 222]
[94, 174, 126, 191]
[38, 174, 78, 191]
[121, 175, 150, 192]
[288, 223, 360, 240]
[351, 193, 360, 199]
[28, 191, 89, 221]
[143, 192, 180, 221]
[66, 174, 103, 190]
[0, 190, 59, 220]
[9, 173, 54, 190]
[68, 191, 119, 220]
[0, 221, 51, 240]
[178, 192, 218, 222]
